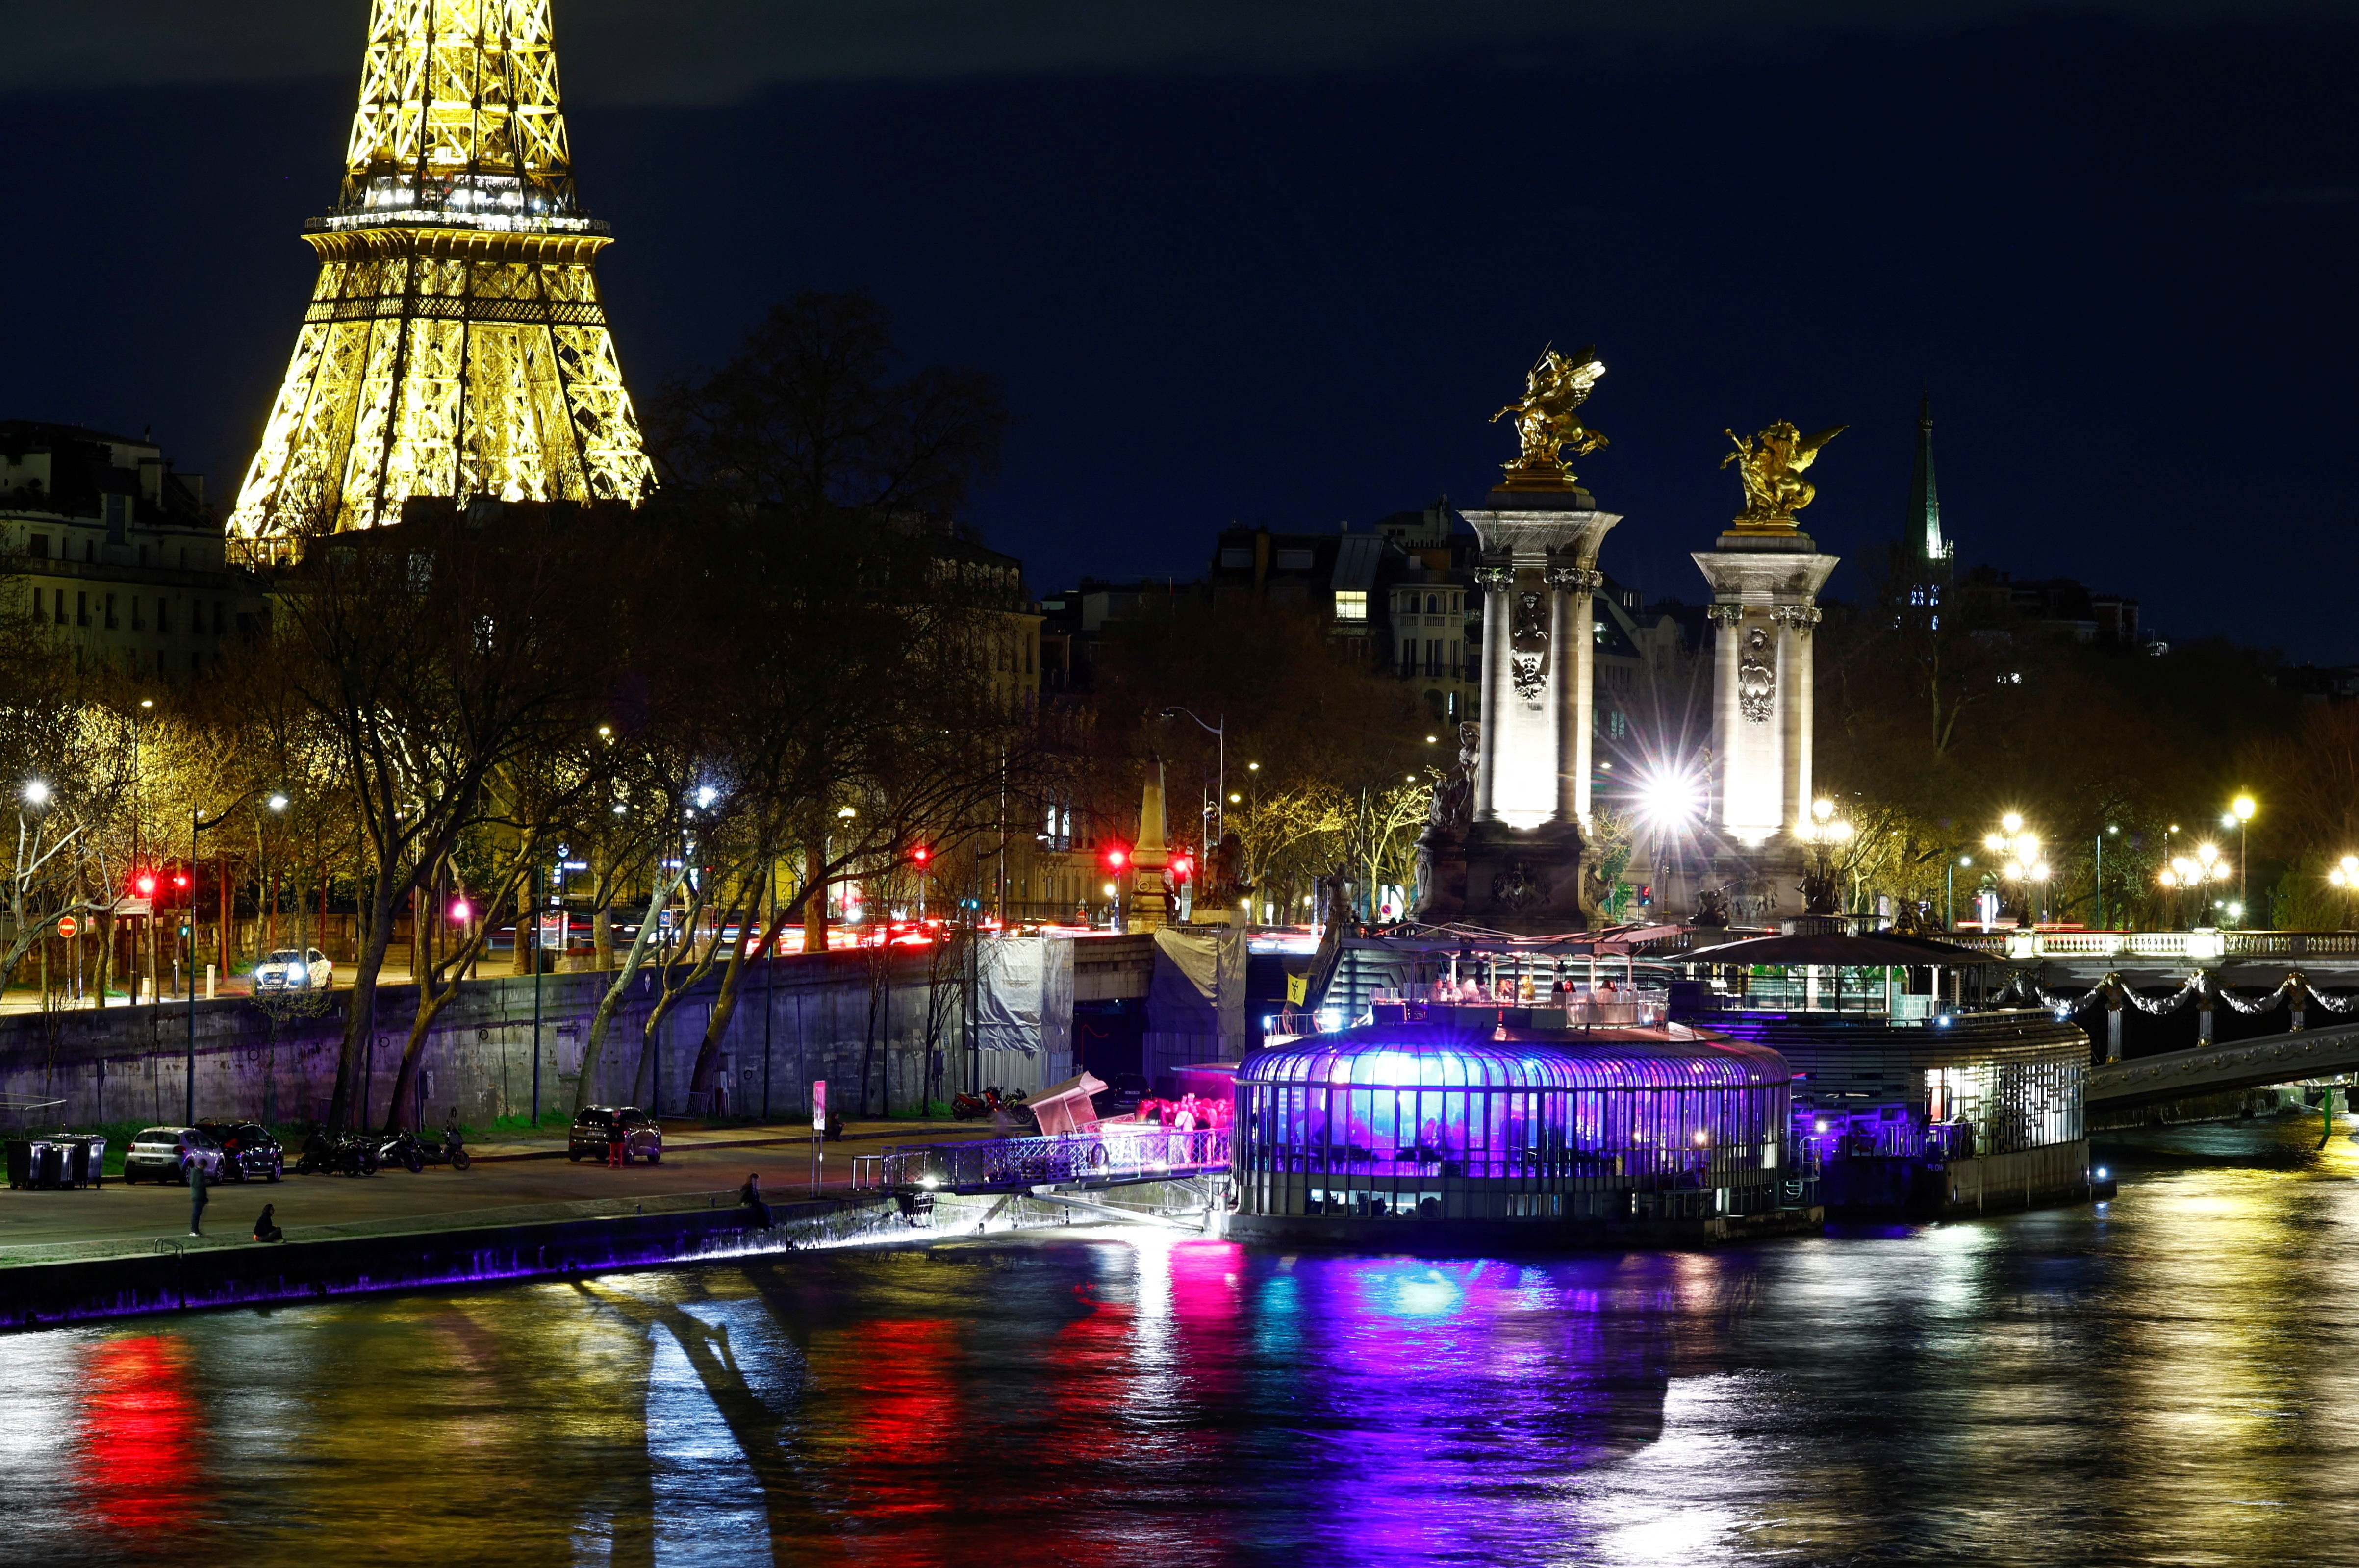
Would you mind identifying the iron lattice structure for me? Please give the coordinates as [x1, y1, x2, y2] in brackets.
[230, 0, 653, 540]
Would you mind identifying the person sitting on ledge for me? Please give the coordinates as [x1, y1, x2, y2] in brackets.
[253, 1203, 284, 1244]
[740, 1172, 774, 1230]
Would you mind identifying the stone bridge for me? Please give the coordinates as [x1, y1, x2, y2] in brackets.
[2085, 1019, 2359, 1112]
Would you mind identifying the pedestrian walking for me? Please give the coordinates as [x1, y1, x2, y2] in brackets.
[186, 1153, 209, 1238]
[253, 1203, 284, 1243]
[740, 1172, 774, 1230]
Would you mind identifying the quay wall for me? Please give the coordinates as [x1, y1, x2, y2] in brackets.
[0, 946, 1091, 1131]
[0, 1191, 1085, 1332]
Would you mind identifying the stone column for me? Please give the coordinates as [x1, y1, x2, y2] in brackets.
[1550, 560, 1604, 827]
[1693, 534, 1838, 894]
[1449, 489, 1621, 932]
[1471, 559, 1513, 825]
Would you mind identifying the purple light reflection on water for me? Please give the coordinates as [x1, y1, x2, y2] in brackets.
[13, 1129, 2359, 1567]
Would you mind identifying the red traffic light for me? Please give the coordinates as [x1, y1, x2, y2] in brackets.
[171, 873, 189, 890]
[134, 872, 157, 898]
[1103, 845, 1129, 871]
[911, 845, 931, 865]
[1169, 854, 1194, 882]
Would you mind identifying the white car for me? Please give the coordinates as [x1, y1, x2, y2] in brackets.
[254, 947, 333, 991]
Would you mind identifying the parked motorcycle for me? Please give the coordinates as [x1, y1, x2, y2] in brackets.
[951, 1087, 1032, 1124]
[296, 1131, 380, 1177]
[376, 1129, 429, 1174]
[418, 1127, 472, 1171]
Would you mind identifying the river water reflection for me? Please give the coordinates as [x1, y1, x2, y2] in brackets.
[7, 1120, 2359, 1565]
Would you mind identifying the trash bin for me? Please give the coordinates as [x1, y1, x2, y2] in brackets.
[31, 1143, 64, 1188]
[3, 1141, 26, 1189]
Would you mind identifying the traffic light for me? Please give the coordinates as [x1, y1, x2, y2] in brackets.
[911, 845, 932, 867]
[171, 873, 189, 891]
[1103, 844, 1129, 872]
[1169, 853, 1194, 883]
[133, 871, 157, 899]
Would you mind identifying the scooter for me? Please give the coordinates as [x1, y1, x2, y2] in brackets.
[418, 1128, 472, 1171]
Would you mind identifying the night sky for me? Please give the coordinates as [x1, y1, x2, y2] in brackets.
[2, 2, 2353, 656]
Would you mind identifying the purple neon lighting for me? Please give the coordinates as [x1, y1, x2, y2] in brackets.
[1240, 1020, 1788, 1093]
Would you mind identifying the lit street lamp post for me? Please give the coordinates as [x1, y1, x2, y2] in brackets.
[1160, 707, 1225, 848]
[2231, 794, 2257, 915]
[1982, 813, 2050, 929]
[2332, 855, 2359, 929]
[187, 790, 288, 1123]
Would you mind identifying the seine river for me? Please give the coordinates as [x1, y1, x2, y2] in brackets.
[6, 1120, 2359, 1566]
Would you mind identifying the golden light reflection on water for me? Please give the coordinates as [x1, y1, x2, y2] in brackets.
[9, 1125, 2359, 1565]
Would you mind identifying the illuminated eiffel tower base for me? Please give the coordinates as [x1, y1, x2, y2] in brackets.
[230, 0, 653, 540]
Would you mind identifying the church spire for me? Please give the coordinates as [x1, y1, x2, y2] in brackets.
[1908, 393, 1949, 564]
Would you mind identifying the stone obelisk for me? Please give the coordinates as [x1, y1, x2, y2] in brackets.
[1694, 421, 1844, 922]
[1415, 346, 1621, 932]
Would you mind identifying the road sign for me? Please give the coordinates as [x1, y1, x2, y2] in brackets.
[812, 1079, 827, 1132]
[113, 898, 152, 917]
[55, 916, 77, 939]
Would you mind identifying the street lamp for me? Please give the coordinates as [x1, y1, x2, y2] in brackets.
[1799, 797, 1855, 917]
[2095, 823, 2119, 930]
[2330, 855, 2359, 929]
[1947, 854, 1972, 932]
[1160, 707, 1226, 846]
[185, 788, 289, 1122]
[1984, 813, 2049, 928]
[2231, 794, 2256, 915]
[2160, 842, 2232, 928]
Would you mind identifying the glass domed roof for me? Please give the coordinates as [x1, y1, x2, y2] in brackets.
[1240, 1019, 1788, 1093]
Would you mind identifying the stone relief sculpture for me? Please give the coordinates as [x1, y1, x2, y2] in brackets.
[1737, 625, 1776, 722]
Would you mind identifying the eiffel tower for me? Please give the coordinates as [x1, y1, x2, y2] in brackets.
[229, 0, 654, 541]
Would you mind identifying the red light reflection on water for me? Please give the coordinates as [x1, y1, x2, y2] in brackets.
[829, 1317, 960, 1546]
[77, 1336, 202, 1536]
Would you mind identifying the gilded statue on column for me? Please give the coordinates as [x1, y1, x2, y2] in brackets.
[1721, 420, 1846, 528]
[1492, 346, 1608, 489]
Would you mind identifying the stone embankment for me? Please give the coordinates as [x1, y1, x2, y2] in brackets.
[0, 1187, 1084, 1330]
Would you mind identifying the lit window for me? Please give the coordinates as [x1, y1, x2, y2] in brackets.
[1334, 590, 1368, 621]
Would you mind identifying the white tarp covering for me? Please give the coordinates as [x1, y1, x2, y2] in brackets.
[973, 936, 1076, 1094]
[1145, 927, 1248, 1087]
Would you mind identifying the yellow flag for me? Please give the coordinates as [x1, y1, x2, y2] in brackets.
[1285, 972, 1309, 1005]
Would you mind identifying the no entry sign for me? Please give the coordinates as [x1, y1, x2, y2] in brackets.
[55, 916, 77, 939]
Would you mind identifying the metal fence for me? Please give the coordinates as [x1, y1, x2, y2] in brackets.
[859, 1125, 1231, 1193]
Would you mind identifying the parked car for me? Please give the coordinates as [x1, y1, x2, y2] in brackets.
[567, 1106, 662, 1164]
[254, 948, 334, 992]
[1091, 1073, 1150, 1119]
[120, 1127, 226, 1185]
[196, 1121, 284, 1182]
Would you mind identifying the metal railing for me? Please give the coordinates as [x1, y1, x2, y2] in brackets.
[860, 1126, 1231, 1193]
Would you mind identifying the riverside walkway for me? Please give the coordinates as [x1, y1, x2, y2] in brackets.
[0, 1119, 996, 1260]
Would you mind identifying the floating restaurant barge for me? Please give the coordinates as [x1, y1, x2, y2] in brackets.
[1228, 999, 1822, 1249]
[1674, 930, 2101, 1217]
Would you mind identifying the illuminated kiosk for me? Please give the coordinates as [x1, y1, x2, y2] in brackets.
[1229, 1003, 1817, 1248]
[1675, 930, 2101, 1215]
